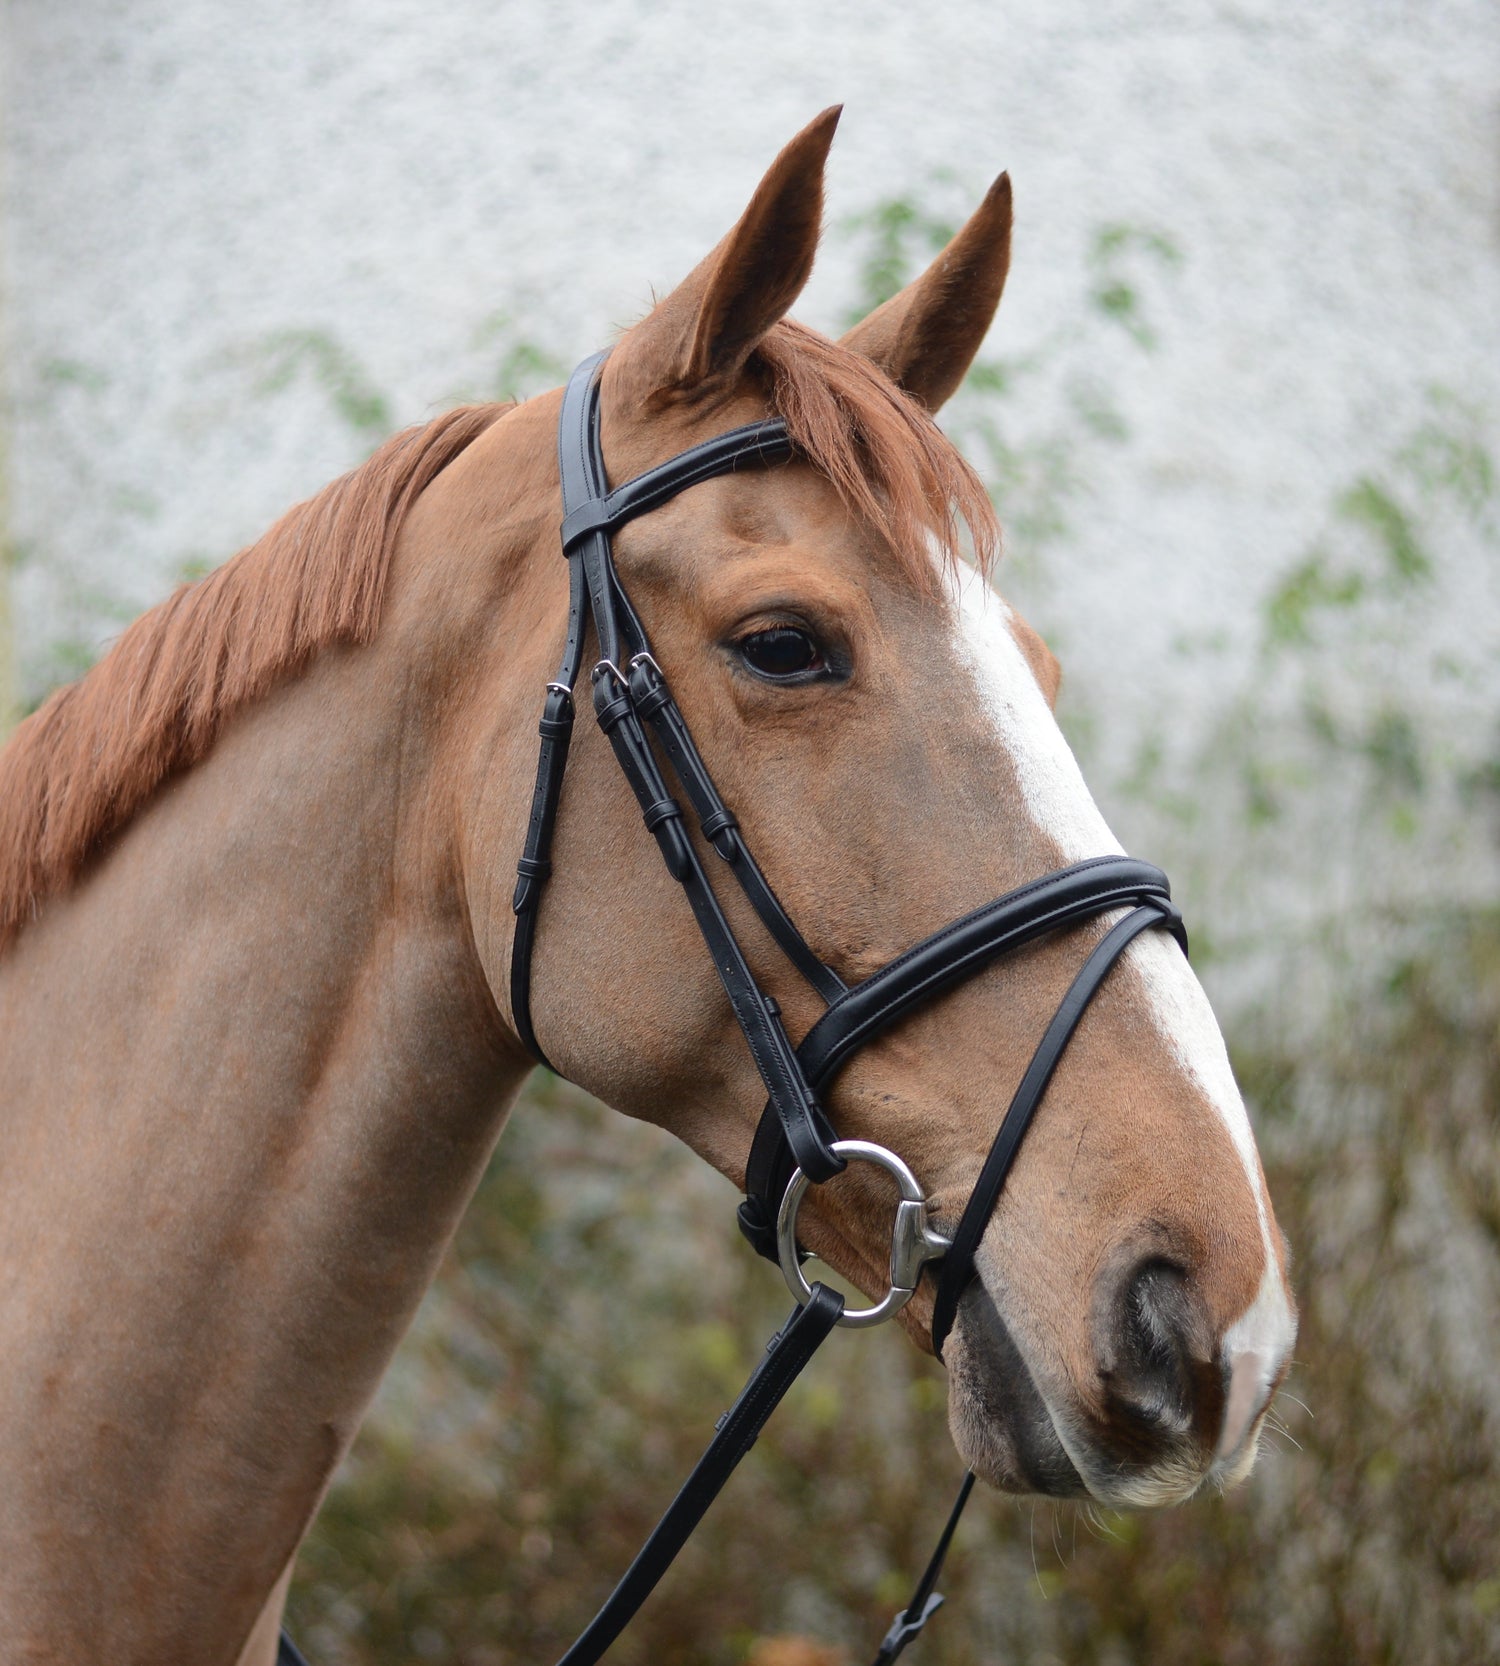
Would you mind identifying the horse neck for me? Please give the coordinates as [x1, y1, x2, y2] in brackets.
[0, 620, 530, 1658]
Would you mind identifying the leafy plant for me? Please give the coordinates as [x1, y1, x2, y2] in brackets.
[245, 329, 394, 440]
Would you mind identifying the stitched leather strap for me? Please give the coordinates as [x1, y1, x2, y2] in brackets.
[509, 682, 577, 1069]
[929, 901, 1178, 1357]
[507, 355, 608, 1067]
[628, 653, 846, 1004]
[737, 857, 1185, 1262]
[555, 1283, 845, 1666]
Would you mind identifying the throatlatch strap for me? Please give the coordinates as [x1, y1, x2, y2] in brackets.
[555, 1283, 846, 1666]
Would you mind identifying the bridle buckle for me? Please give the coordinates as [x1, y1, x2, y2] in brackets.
[776, 1139, 951, 1330]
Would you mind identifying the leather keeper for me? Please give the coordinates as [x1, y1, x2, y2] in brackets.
[642, 797, 682, 833]
[560, 500, 615, 553]
[593, 689, 633, 732]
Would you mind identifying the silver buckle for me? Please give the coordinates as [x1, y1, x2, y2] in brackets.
[590, 658, 630, 689]
[776, 1140, 952, 1330]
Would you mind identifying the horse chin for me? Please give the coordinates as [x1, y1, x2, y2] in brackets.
[944, 1283, 1224, 1507]
[944, 1283, 1089, 1499]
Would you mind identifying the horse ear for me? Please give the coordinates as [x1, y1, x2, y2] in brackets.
[840, 172, 1013, 413]
[610, 107, 841, 402]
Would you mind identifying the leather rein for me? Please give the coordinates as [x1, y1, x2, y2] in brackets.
[280, 352, 1188, 1666]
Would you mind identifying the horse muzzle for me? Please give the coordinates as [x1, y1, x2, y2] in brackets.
[947, 1257, 1288, 1506]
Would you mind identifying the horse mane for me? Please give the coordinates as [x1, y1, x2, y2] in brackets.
[0, 403, 508, 952]
[0, 321, 999, 954]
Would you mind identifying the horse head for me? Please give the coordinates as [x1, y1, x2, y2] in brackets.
[428, 108, 1296, 1506]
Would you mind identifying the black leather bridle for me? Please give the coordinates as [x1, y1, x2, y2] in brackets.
[280, 352, 1189, 1666]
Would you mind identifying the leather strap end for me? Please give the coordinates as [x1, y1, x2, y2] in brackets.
[872, 1593, 945, 1665]
[736, 1197, 780, 1264]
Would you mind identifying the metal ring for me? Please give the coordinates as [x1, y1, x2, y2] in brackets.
[776, 1139, 952, 1330]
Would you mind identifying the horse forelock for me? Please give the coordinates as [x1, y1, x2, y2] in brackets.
[747, 320, 999, 593]
[0, 401, 509, 953]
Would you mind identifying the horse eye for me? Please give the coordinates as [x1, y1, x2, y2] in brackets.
[737, 626, 824, 679]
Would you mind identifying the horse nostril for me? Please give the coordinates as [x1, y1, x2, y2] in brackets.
[1099, 1258, 1217, 1449]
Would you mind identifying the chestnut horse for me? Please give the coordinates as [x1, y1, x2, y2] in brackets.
[0, 110, 1294, 1664]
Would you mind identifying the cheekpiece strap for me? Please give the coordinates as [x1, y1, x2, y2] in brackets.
[510, 354, 843, 1188]
[736, 856, 1187, 1266]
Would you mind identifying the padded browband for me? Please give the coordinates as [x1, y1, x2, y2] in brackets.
[560, 419, 794, 554]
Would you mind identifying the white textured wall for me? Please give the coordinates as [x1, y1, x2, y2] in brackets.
[4, 0, 1498, 964]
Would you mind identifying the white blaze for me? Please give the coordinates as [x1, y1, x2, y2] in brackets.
[946, 563, 1295, 1467]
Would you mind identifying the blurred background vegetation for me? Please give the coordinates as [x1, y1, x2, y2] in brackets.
[7, 189, 1498, 1666]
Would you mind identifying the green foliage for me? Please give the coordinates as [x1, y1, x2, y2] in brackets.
[248, 329, 394, 439]
[39, 356, 110, 393]
[1262, 388, 1487, 654]
[1396, 387, 1497, 525]
[1086, 224, 1183, 350]
[838, 175, 1181, 558]
[1263, 547, 1367, 646]
[470, 312, 570, 403]
[839, 185, 959, 320]
[1336, 476, 1431, 583]
[1119, 385, 1500, 897]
